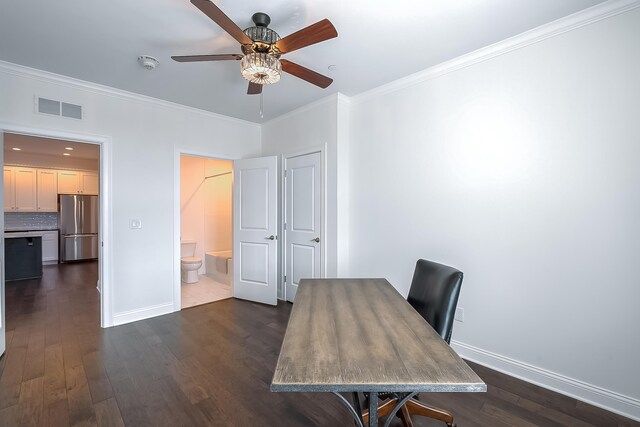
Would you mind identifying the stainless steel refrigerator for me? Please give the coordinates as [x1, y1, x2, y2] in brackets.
[59, 194, 99, 262]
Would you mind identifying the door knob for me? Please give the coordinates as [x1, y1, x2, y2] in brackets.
[311, 237, 320, 243]
[266, 235, 276, 240]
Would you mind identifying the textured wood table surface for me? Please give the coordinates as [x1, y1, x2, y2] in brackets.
[271, 278, 486, 393]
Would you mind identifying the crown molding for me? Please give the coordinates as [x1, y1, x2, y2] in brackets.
[0, 60, 261, 129]
[352, 0, 640, 104]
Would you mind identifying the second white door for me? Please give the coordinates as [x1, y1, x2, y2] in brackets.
[285, 152, 322, 302]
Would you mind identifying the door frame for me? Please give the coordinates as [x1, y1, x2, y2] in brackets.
[172, 148, 236, 312]
[0, 123, 113, 327]
[281, 145, 327, 301]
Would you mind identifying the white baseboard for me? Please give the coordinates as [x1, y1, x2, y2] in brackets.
[112, 302, 174, 326]
[451, 340, 640, 422]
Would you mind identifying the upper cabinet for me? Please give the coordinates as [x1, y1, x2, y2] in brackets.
[57, 170, 80, 194]
[57, 170, 98, 195]
[81, 172, 99, 195]
[36, 169, 59, 212]
[4, 167, 37, 212]
[4, 167, 15, 212]
[4, 166, 98, 213]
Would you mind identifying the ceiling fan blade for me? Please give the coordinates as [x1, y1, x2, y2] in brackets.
[247, 82, 262, 95]
[281, 60, 333, 89]
[274, 19, 337, 54]
[190, 0, 253, 45]
[171, 54, 242, 62]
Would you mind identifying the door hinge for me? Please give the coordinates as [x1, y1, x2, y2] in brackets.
[284, 169, 287, 177]
[284, 275, 286, 283]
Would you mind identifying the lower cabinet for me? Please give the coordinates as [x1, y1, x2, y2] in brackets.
[42, 231, 59, 264]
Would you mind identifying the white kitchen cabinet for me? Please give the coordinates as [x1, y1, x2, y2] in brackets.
[15, 167, 38, 211]
[4, 167, 15, 212]
[36, 169, 59, 212]
[41, 231, 59, 263]
[57, 170, 81, 194]
[4, 166, 37, 212]
[58, 170, 99, 195]
[81, 172, 99, 195]
[5, 166, 98, 212]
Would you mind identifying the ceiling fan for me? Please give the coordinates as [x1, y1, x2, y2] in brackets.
[172, 0, 338, 95]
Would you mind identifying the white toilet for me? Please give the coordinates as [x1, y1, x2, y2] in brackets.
[180, 240, 202, 284]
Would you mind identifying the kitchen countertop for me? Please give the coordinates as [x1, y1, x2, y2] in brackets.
[5, 227, 59, 232]
[4, 230, 58, 238]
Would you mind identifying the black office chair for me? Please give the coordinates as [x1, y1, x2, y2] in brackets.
[407, 259, 463, 346]
[361, 259, 463, 427]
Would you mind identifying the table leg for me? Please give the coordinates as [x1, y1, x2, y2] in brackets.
[369, 392, 379, 427]
[331, 392, 365, 427]
[352, 392, 363, 426]
[382, 392, 418, 427]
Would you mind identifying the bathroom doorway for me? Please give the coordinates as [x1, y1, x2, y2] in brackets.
[179, 154, 233, 309]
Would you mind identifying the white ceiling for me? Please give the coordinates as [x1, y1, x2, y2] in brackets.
[4, 133, 100, 160]
[0, 0, 606, 123]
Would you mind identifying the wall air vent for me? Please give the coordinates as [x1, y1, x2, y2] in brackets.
[38, 97, 60, 115]
[61, 102, 82, 119]
[37, 97, 83, 120]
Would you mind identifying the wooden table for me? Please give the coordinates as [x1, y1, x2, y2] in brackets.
[271, 278, 486, 427]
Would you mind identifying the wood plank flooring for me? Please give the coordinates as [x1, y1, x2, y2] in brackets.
[1, 262, 638, 426]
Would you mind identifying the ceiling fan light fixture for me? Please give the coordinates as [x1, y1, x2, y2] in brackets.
[241, 53, 281, 84]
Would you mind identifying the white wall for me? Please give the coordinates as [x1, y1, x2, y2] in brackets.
[180, 155, 207, 274]
[203, 159, 232, 253]
[348, 6, 640, 419]
[0, 62, 260, 323]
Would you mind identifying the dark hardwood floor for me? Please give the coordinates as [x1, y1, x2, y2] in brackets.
[1, 262, 638, 426]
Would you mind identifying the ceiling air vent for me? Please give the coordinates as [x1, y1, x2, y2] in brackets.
[37, 97, 83, 120]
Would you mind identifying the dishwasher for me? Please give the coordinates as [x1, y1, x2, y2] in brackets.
[4, 236, 43, 281]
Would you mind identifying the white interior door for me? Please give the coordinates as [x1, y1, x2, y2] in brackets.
[233, 156, 278, 305]
[0, 131, 6, 356]
[285, 152, 322, 302]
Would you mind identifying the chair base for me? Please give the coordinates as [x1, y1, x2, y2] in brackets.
[362, 396, 455, 427]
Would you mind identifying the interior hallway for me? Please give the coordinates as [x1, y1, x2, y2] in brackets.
[0, 262, 637, 426]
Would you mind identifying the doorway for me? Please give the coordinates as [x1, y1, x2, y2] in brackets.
[174, 153, 279, 309]
[0, 130, 106, 356]
[179, 154, 233, 308]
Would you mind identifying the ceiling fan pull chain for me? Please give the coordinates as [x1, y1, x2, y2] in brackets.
[260, 91, 264, 118]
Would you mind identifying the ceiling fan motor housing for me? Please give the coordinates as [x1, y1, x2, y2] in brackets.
[251, 12, 270, 27]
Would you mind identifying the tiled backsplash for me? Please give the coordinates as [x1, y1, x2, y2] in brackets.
[4, 212, 58, 231]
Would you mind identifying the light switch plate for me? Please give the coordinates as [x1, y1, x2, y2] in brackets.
[130, 219, 142, 229]
[455, 307, 465, 322]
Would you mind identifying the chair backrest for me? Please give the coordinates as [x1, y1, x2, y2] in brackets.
[407, 259, 463, 344]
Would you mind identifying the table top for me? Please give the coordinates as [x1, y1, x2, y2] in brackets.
[271, 278, 487, 393]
